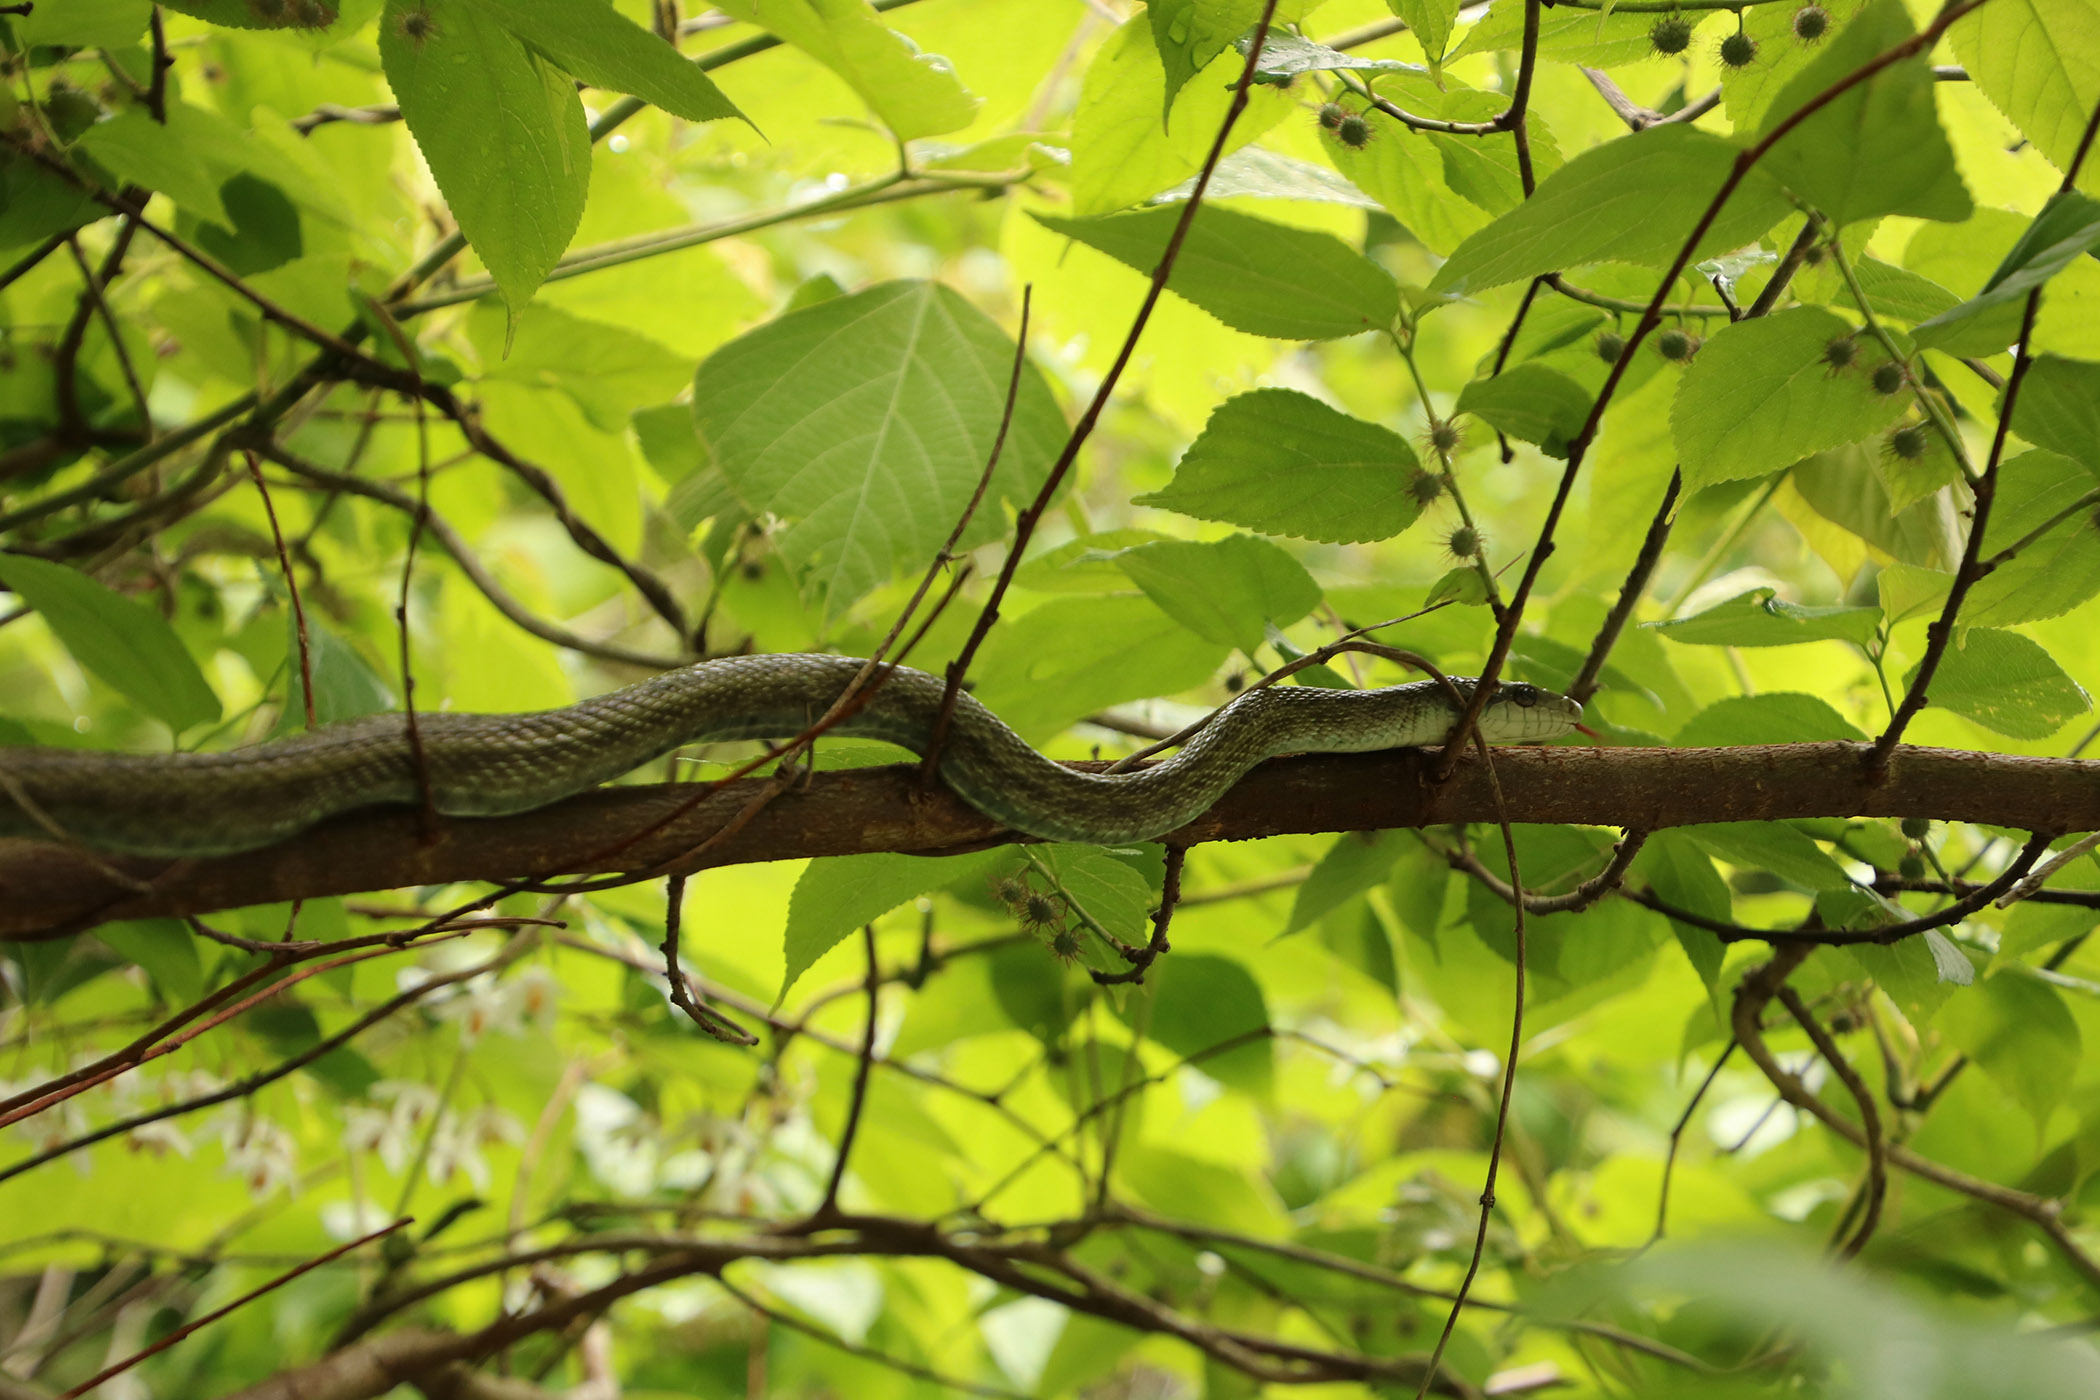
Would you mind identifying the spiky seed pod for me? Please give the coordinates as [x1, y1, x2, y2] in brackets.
[1020, 890, 1067, 931]
[1887, 423, 1931, 460]
[1426, 419, 1462, 456]
[988, 872, 1032, 911]
[1898, 854, 1928, 881]
[1047, 927, 1085, 964]
[1405, 470, 1447, 506]
[1719, 30, 1759, 68]
[1871, 362, 1906, 395]
[1595, 330, 1628, 363]
[1317, 102, 1346, 130]
[1655, 327, 1698, 362]
[1792, 4, 1830, 41]
[1650, 14, 1694, 54]
[1822, 336, 1858, 371]
[1901, 816, 1932, 840]
[1445, 524, 1482, 560]
[1336, 113, 1374, 149]
[1801, 241, 1828, 267]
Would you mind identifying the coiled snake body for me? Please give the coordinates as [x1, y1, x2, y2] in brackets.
[0, 654, 1582, 857]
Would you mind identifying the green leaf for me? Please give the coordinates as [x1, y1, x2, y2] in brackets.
[1755, 0, 1972, 227]
[1674, 693, 1868, 746]
[1840, 937, 1954, 1022]
[96, 918, 205, 1005]
[1424, 566, 1488, 609]
[1136, 389, 1425, 543]
[1950, 0, 2100, 195]
[1110, 534, 1322, 655]
[0, 555, 220, 733]
[0, 151, 102, 252]
[1031, 206, 1399, 341]
[1038, 846, 1155, 951]
[379, 0, 590, 316]
[971, 594, 1229, 742]
[1789, 444, 1959, 570]
[465, 0, 743, 124]
[1879, 562, 1954, 626]
[693, 280, 1063, 613]
[1645, 588, 1881, 649]
[1428, 127, 1792, 296]
[17, 0, 148, 45]
[157, 0, 345, 32]
[781, 850, 1001, 997]
[1152, 0, 1263, 112]
[1243, 28, 1422, 81]
[1070, 16, 1294, 215]
[2013, 356, 2100, 478]
[1157, 146, 1381, 210]
[76, 106, 235, 228]
[1673, 308, 1911, 492]
[1941, 970, 2082, 1126]
[477, 304, 688, 434]
[1316, 95, 1489, 256]
[1907, 627, 2092, 739]
[1840, 256, 1962, 324]
[1388, 0, 1459, 68]
[1286, 831, 1406, 936]
[717, 0, 975, 139]
[1126, 953, 1273, 1095]
[1913, 192, 2100, 353]
[280, 618, 394, 732]
[1456, 363, 1591, 458]
[1636, 830, 1729, 994]
[1683, 823, 1852, 891]
[1965, 451, 2100, 627]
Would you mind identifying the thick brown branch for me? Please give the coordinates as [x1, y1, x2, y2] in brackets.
[4, 743, 2097, 938]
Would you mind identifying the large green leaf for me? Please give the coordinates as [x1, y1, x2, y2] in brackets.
[711, 0, 975, 139]
[17, 0, 149, 44]
[1069, 16, 1294, 215]
[470, 0, 743, 124]
[1911, 627, 2092, 738]
[1136, 389, 1425, 543]
[2012, 355, 2100, 478]
[782, 850, 1001, 997]
[1287, 830, 1405, 936]
[1124, 953, 1274, 1095]
[1965, 451, 2100, 627]
[1673, 308, 1912, 492]
[1032, 206, 1399, 341]
[379, 0, 590, 316]
[1674, 693, 1868, 746]
[1950, 0, 2100, 195]
[1152, 0, 1264, 112]
[1646, 588, 1881, 649]
[1682, 823, 1852, 891]
[1110, 534, 1322, 655]
[1457, 363, 1591, 458]
[1913, 192, 2100, 353]
[1316, 96, 1488, 256]
[1755, 0, 1972, 227]
[0, 556, 221, 734]
[693, 280, 1063, 613]
[1428, 127, 1792, 295]
[1940, 970, 2083, 1127]
[476, 303, 688, 434]
[1388, 0, 1460, 68]
[970, 594, 1229, 742]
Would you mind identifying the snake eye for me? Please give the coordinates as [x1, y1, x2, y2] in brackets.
[1504, 683, 1539, 707]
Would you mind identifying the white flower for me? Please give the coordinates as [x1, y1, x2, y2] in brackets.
[225, 1121, 298, 1199]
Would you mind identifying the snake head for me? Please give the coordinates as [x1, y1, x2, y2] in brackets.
[1480, 681, 1583, 742]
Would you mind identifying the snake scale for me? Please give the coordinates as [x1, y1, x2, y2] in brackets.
[0, 654, 1582, 857]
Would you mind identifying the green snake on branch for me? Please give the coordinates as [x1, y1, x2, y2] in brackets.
[0, 654, 1582, 857]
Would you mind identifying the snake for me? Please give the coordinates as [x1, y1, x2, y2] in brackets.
[0, 654, 1582, 857]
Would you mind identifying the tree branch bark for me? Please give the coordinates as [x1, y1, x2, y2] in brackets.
[4, 742, 2094, 938]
